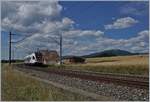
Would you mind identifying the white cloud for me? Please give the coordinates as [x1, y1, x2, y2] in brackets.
[104, 17, 138, 30]
[62, 17, 74, 26]
[2, 1, 63, 34]
[96, 30, 149, 53]
[138, 30, 149, 37]
[63, 30, 104, 38]
[64, 30, 149, 56]
[120, 2, 149, 16]
[79, 30, 104, 37]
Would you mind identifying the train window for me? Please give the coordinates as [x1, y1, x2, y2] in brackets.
[28, 57, 30, 61]
[32, 56, 35, 60]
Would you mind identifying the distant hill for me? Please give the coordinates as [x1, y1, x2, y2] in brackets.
[81, 49, 133, 58]
[63, 49, 148, 59]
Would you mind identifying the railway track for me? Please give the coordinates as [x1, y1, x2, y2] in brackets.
[15, 64, 149, 89]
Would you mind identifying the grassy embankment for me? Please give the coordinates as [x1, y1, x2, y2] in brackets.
[1, 64, 91, 101]
[49, 55, 149, 76]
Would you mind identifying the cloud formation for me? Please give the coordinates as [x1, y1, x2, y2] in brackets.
[104, 17, 138, 30]
[2, 1, 63, 34]
[120, 2, 149, 16]
[1, 1, 149, 58]
[68, 30, 149, 56]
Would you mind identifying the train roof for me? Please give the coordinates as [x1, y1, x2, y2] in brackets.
[24, 53, 36, 58]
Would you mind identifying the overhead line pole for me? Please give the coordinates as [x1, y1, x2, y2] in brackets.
[60, 31, 62, 65]
[9, 32, 12, 65]
[9, 32, 27, 65]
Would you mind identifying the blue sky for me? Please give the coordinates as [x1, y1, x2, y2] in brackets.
[1, 1, 149, 60]
[60, 1, 149, 39]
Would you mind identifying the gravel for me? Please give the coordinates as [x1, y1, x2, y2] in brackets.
[15, 67, 149, 101]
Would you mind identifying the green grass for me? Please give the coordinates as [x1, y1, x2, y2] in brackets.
[47, 64, 148, 76]
[1, 64, 92, 101]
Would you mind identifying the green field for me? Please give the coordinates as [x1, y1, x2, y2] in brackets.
[1, 64, 91, 101]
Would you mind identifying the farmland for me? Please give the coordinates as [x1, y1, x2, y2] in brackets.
[53, 55, 149, 76]
[1, 54, 149, 101]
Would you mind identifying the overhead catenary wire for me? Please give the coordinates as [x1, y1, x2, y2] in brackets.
[8, 31, 33, 64]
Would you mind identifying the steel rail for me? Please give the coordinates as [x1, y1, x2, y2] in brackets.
[15, 64, 149, 89]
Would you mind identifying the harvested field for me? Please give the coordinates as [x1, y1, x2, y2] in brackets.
[50, 55, 149, 76]
[86, 55, 149, 66]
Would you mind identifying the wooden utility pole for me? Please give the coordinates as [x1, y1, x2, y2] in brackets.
[9, 32, 12, 65]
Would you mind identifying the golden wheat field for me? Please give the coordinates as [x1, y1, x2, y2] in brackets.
[86, 55, 149, 66]
[63, 55, 149, 76]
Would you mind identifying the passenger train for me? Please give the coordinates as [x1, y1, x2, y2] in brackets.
[24, 50, 59, 65]
[24, 52, 43, 65]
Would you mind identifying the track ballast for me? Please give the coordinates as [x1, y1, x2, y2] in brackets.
[15, 64, 149, 89]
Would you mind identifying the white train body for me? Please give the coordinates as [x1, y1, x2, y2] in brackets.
[24, 52, 43, 64]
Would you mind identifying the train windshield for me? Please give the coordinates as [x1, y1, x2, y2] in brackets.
[35, 52, 42, 61]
